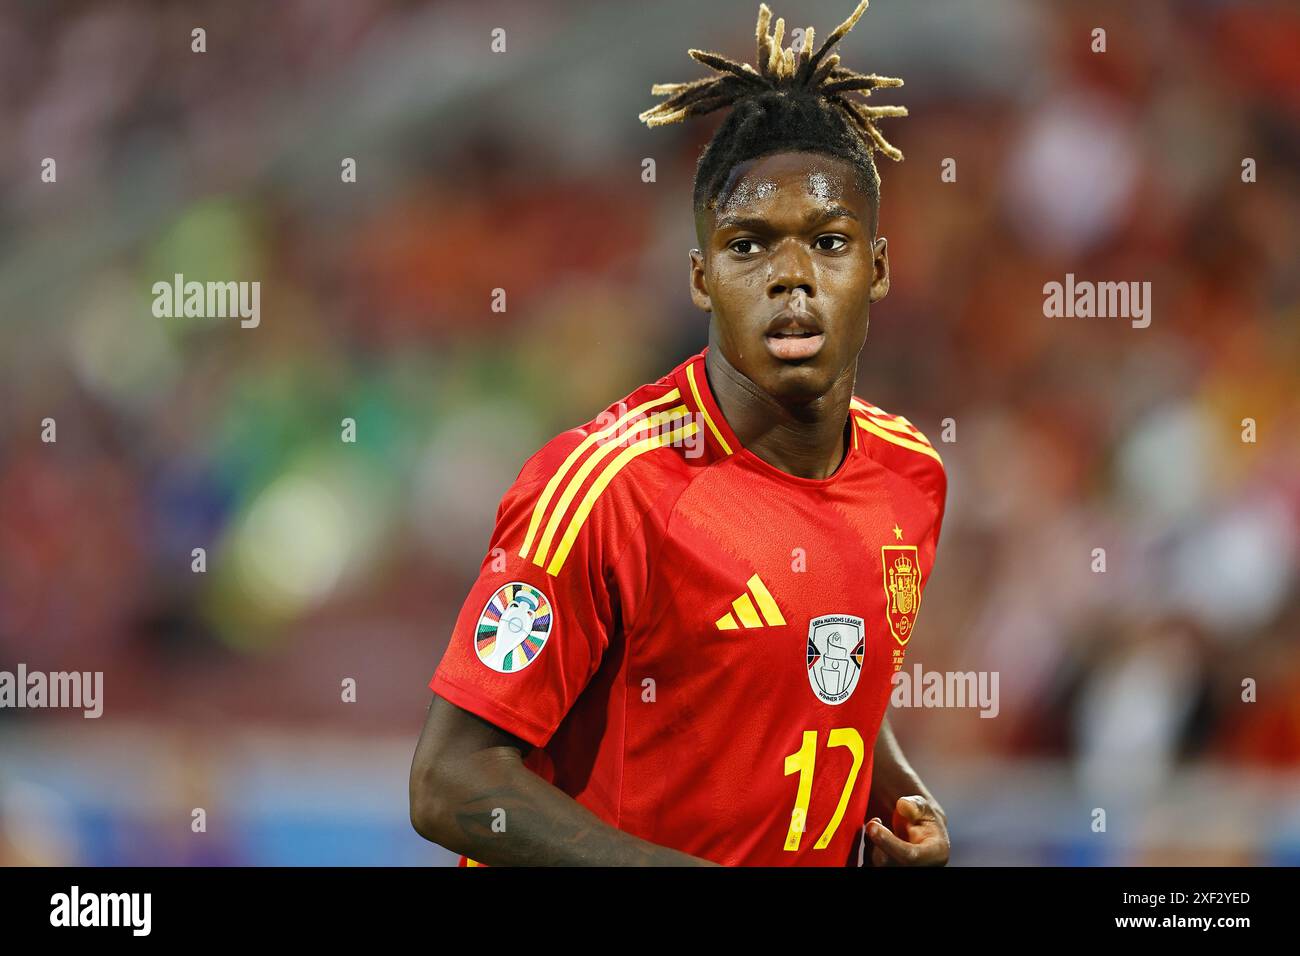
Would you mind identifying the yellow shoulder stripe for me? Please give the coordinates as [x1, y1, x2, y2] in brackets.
[546, 421, 699, 576]
[519, 389, 682, 560]
[855, 416, 943, 466]
[866, 414, 927, 441]
[530, 406, 687, 569]
[851, 398, 926, 441]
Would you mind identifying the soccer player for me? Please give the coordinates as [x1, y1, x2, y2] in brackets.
[410, 0, 949, 867]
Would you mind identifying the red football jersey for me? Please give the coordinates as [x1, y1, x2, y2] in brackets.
[428, 347, 947, 866]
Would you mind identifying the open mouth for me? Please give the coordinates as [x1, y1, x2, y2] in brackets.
[765, 328, 826, 361]
[763, 293, 826, 362]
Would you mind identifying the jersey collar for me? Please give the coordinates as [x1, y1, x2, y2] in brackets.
[673, 347, 741, 460]
[672, 347, 858, 484]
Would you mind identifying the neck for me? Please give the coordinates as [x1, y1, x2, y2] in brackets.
[704, 340, 855, 480]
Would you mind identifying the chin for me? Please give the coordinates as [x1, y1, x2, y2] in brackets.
[757, 361, 836, 405]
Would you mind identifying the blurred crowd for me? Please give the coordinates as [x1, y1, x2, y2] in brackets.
[1, 0, 1297, 864]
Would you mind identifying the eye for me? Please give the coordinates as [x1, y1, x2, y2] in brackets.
[728, 238, 763, 256]
[815, 235, 848, 252]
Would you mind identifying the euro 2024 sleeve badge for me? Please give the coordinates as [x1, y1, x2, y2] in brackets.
[475, 582, 553, 673]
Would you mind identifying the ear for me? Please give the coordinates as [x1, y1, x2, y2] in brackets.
[689, 249, 713, 313]
[869, 236, 890, 303]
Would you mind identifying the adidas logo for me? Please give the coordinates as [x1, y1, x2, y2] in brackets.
[715, 574, 786, 630]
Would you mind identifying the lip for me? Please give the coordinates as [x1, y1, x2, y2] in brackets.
[764, 305, 826, 362]
[765, 305, 823, 336]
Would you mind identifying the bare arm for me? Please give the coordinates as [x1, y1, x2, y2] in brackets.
[409, 694, 718, 866]
[863, 715, 950, 866]
[869, 716, 947, 827]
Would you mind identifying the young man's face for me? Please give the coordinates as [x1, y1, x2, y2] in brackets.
[689, 150, 889, 405]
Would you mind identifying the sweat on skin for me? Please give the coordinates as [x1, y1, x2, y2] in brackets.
[690, 150, 889, 439]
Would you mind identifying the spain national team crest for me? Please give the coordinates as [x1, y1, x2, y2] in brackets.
[475, 582, 553, 673]
[881, 545, 922, 646]
[806, 614, 866, 705]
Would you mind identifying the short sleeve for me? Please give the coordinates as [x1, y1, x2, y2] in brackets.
[927, 455, 948, 554]
[428, 449, 619, 749]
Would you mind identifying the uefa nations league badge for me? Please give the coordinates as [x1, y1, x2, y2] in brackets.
[806, 614, 865, 704]
[475, 582, 553, 673]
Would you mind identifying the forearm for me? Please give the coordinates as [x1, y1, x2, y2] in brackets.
[419, 746, 717, 866]
[870, 716, 946, 826]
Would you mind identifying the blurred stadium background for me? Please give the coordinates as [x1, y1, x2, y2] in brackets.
[1, 0, 1298, 865]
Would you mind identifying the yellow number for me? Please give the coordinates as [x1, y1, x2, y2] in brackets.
[783, 731, 818, 851]
[782, 727, 865, 852]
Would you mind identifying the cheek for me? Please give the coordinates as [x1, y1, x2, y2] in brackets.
[710, 264, 764, 308]
[822, 257, 873, 307]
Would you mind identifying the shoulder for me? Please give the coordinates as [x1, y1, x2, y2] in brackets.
[850, 396, 947, 514]
[502, 373, 699, 577]
[516, 375, 698, 496]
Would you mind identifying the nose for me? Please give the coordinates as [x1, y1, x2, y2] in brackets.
[766, 238, 814, 300]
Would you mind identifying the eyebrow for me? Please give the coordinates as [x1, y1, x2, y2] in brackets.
[715, 204, 859, 233]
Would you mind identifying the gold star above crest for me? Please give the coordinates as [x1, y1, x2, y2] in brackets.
[892, 524, 903, 541]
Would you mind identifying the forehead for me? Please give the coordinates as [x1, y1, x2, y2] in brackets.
[714, 151, 867, 218]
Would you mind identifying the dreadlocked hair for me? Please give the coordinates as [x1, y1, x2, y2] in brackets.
[638, 0, 906, 233]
